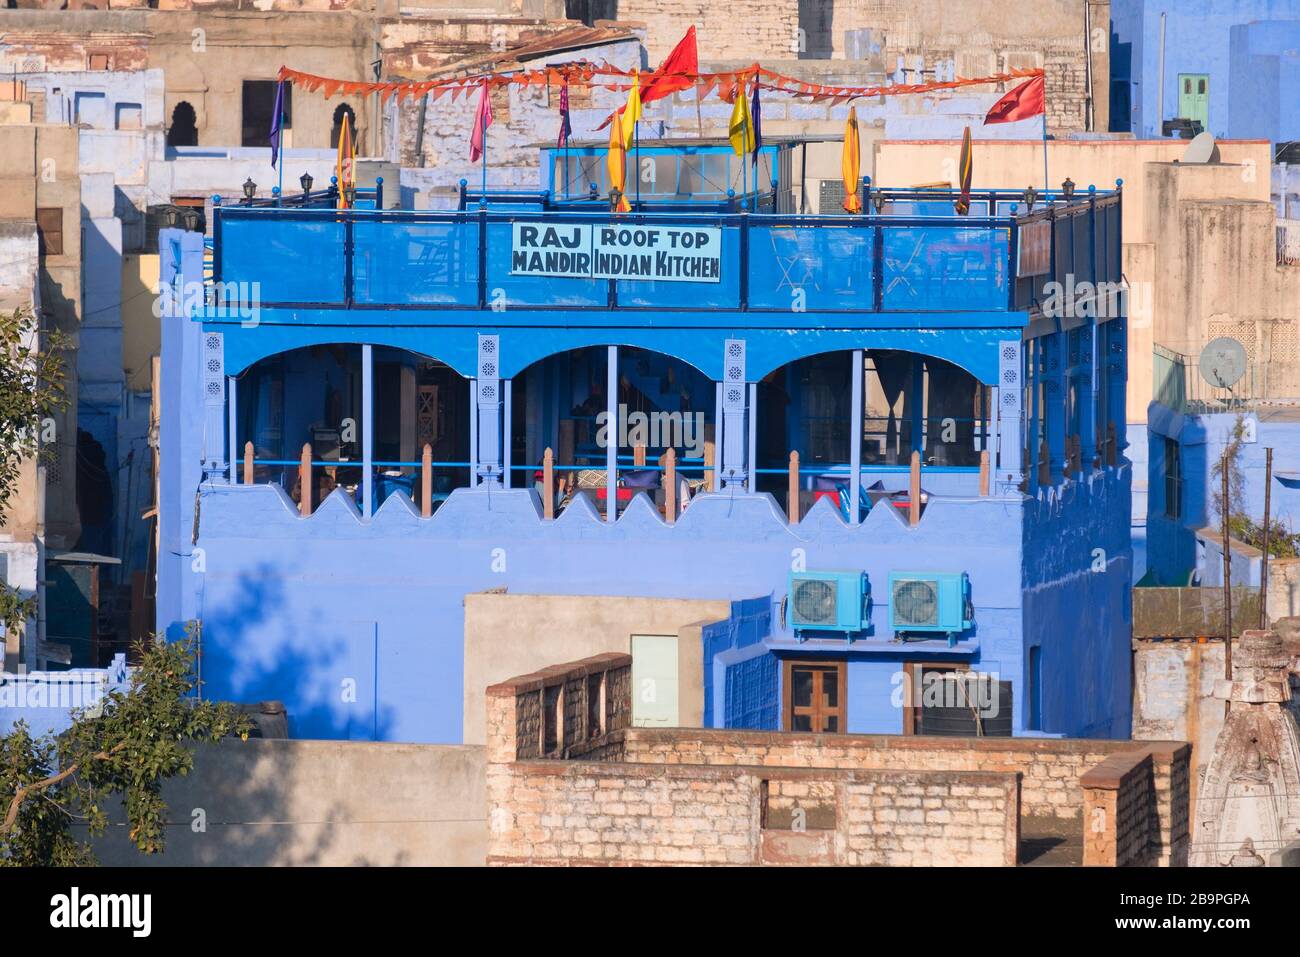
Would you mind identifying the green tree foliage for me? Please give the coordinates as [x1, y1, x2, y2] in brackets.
[1, 635, 249, 866]
[0, 306, 68, 635]
[1211, 413, 1299, 559]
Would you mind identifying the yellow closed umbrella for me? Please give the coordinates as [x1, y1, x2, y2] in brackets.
[607, 112, 631, 213]
[841, 105, 862, 214]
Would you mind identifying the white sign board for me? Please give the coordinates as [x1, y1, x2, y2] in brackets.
[510, 222, 721, 283]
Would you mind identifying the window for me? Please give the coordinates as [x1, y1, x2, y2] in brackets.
[1164, 436, 1182, 519]
[242, 80, 289, 148]
[168, 101, 198, 147]
[115, 102, 142, 131]
[902, 663, 1012, 737]
[782, 660, 845, 733]
[36, 207, 63, 257]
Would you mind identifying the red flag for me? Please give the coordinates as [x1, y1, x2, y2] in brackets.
[983, 75, 1045, 125]
[595, 26, 698, 131]
[640, 25, 698, 104]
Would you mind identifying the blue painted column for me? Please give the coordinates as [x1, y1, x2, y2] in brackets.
[721, 339, 747, 489]
[469, 394, 478, 489]
[502, 378, 512, 490]
[1080, 321, 1099, 469]
[156, 228, 206, 641]
[849, 349, 863, 523]
[227, 375, 237, 484]
[714, 382, 724, 490]
[1044, 329, 1067, 483]
[747, 382, 757, 492]
[475, 334, 502, 488]
[909, 355, 925, 459]
[1027, 339, 1041, 492]
[362, 343, 373, 519]
[606, 345, 617, 521]
[1107, 317, 1128, 457]
[996, 339, 1023, 485]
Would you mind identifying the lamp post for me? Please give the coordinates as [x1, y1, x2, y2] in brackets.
[1061, 177, 1076, 202]
[1023, 185, 1038, 212]
[871, 191, 886, 215]
[242, 177, 257, 204]
[299, 171, 313, 204]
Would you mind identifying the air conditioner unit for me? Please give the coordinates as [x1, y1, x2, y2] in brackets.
[788, 570, 868, 637]
[888, 572, 972, 644]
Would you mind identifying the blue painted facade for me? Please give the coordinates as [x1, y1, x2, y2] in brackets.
[1145, 402, 1300, 587]
[1111, 0, 1300, 141]
[156, 157, 1132, 743]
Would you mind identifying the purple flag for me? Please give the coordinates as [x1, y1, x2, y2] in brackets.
[557, 78, 573, 148]
[751, 82, 762, 166]
[269, 79, 285, 168]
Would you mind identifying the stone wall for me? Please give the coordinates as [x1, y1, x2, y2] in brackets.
[1081, 750, 1157, 866]
[619, 727, 1186, 824]
[487, 760, 1019, 866]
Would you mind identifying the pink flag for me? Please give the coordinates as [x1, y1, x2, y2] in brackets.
[469, 82, 493, 161]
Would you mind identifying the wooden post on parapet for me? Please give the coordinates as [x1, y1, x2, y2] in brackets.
[299, 443, 312, 517]
[1039, 439, 1051, 488]
[543, 447, 555, 521]
[662, 448, 677, 525]
[243, 441, 253, 485]
[788, 451, 800, 525]
[978, 449, 990, 496]
[909, 450, 921, 527]
[634, 443, 646, 467]
[421, 443, 432, 518]
[1106, 421, 1117, 467]
[703, 425, 716, 492]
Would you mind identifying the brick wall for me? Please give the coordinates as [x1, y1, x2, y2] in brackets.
[486, 657, 1190, 866]
[487, 761, 1019, 866]
[1081, 750, 1162, 866]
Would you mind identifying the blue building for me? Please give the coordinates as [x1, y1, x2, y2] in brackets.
[155, 140, 1133, 744]
[1111, 0, 1300, 142]
[1145, 399, 1300, 589]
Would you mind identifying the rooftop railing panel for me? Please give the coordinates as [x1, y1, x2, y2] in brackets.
[208, 188, 1120, 321]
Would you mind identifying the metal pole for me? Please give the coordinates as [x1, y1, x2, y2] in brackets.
[1261, 447, 1273, 628]
[503, 379, 512, 490]
[1221, 450, 1233, 713]
[227, 375, 237, 484]
[362, 344, 373, 520]
[606, 346, 618, 522]
[1157, 12, 1167, 138]
[850, 349, 863, 524]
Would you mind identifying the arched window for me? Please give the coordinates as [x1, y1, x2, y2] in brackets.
[330, 104, 357, 149]
[167, 101, 198, 147]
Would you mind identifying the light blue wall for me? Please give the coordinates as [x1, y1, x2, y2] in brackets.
[1145, 402, 1300, 585]
[1113, 0, 1300, 140]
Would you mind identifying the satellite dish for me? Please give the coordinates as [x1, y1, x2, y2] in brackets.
[1199, 337, 1247, 389]
[1182, 132, 1221, 165]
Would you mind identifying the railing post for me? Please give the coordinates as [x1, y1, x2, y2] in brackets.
[243, 441, 254, 485]
[299, 442, 313, 517]
[421, 443, 432, 518]
[872, 223, 884, 312]
[1107, 421, 1117, 467]
[979, 449, 990, 496]
[543, 446, 555, 521]
[662, 448, 677, 525]
[788, 450, 800, 525]
[908, 450, 921, 527]
[703, 429, 716, 493]
[1039, 439, 1051, 488]
[477, 207, 488, 309]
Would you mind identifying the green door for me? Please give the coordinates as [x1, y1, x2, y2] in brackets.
[631, 634, 678, 727]
[1178, 74, 1209, 131]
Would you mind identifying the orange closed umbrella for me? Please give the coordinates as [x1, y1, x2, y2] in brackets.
[841, 105, 862, 214]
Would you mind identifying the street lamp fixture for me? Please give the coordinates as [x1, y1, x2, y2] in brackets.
[1023, 185, 1038, 211]
[242, 177, 257, 203]
[1061, 177, 1076, 201]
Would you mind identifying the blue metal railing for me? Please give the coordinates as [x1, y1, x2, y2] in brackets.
[210, 186, 1119, 317]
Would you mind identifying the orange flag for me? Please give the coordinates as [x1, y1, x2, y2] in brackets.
[607, 112, 631, 212]
[336, 109, 354, 209]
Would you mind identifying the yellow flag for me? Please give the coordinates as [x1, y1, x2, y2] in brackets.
[607, 113, 631, 213]
[728, 83, 753, 156]
[619, 69, 642, 149]
[842, 106, 862, 213]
